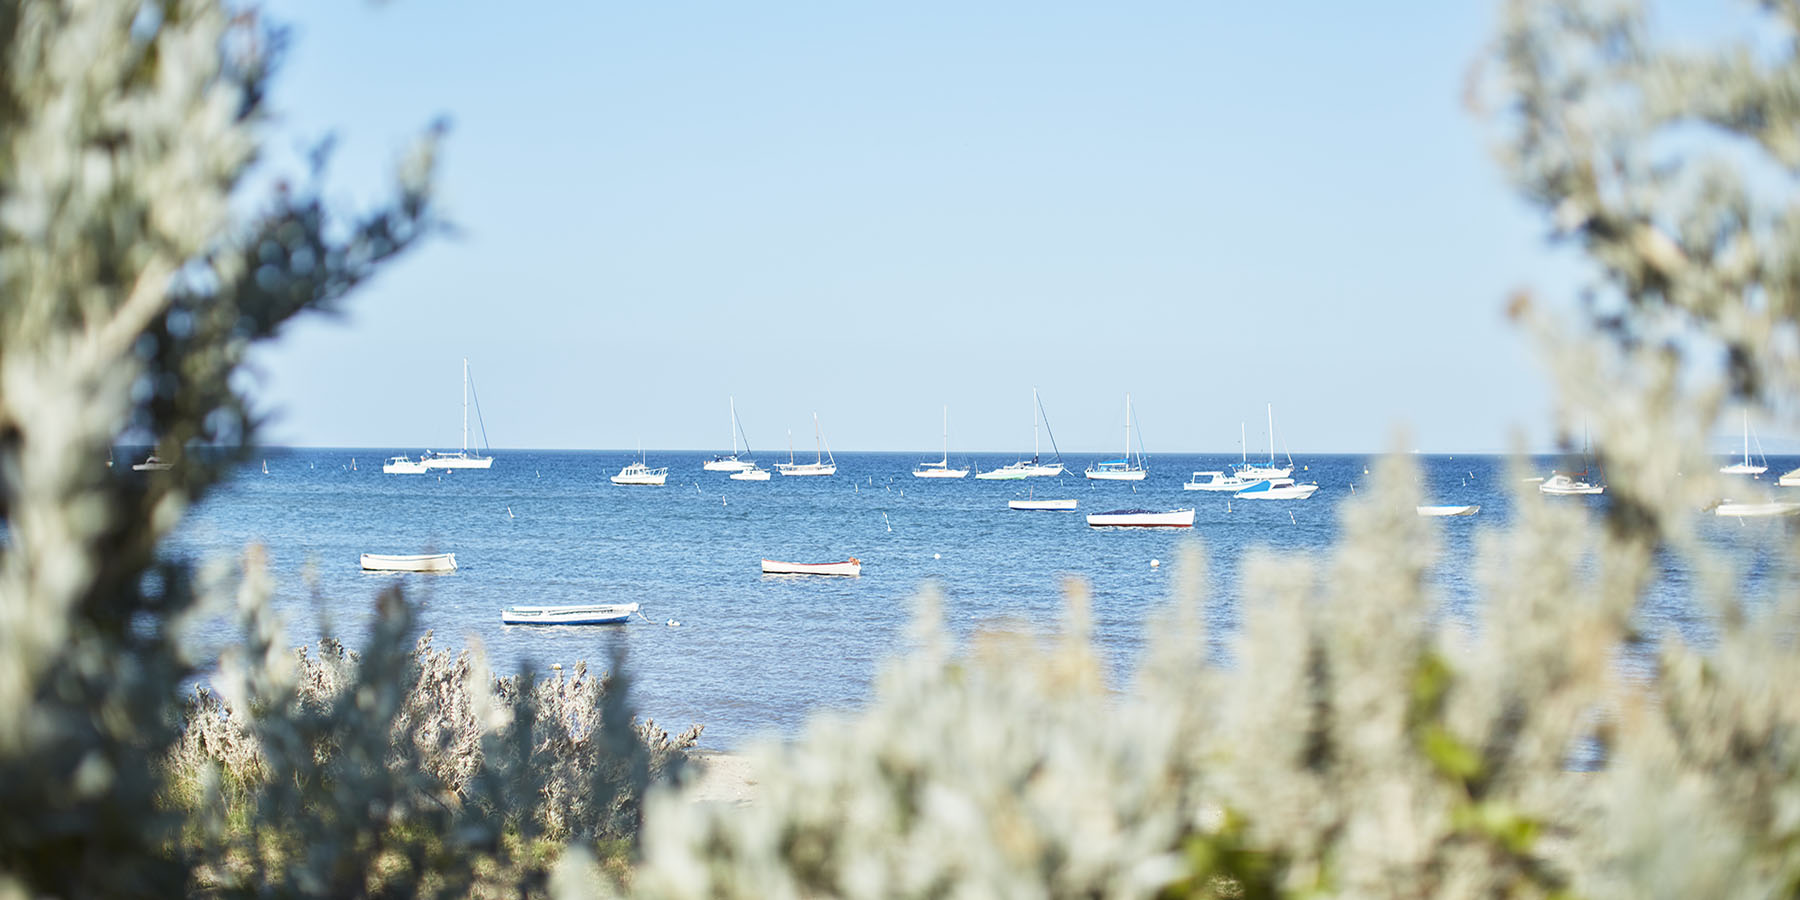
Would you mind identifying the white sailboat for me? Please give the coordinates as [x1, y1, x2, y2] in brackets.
[422, 358, 495, 469]
[1719, 410, 1768, 475]
[777, 414, 837, 476]
[1540, 426, 1605, 495]
[982, 388, 1067, 479]
[913, 406, 969, 478]
[704, 397, 757, 472]
[1085, 394, 1147, 481]
[1234, 405, 1293, 480]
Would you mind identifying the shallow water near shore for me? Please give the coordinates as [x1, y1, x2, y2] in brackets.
[164, 449, 1795, 750]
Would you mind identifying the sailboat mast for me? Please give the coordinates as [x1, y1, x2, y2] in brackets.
[813, 413, 822, 465]
[462, 358, 470, 453]
[1266, 403, 1275, 464]
[1124, 394, 1132, 462]
[1241, 422, 1246, 463]
[1744, 410, 1751, 464]
[730, 397, 739, 456]
[942, 405, 949, 465]
[1032, 388, 1040, 461]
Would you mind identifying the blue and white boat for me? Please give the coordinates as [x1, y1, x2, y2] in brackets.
[1085, 394, 1148, 481]
[501, 602, 640, 625]
[1233, 478, 1319, 500]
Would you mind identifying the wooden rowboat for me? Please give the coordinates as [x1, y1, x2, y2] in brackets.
[501, 602, 639, 625]
[361, 552, 457, 573]
[761, 558, 862, 576]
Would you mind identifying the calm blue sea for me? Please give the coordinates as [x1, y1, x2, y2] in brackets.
[162, 449, 1795, 750]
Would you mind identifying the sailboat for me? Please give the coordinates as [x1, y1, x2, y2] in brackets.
[1719, 410, 1768, 475]
[1234, 404, 1293, 480]
[776, 414, 837, 476]
[704, 397, 757, 472]
[1540, 425, 1605, 495]
[913, 406, 969, 478]
[979, 387, 1067, 479]
[422, 358, 495, 469]
[1085, 394, 1148, 481]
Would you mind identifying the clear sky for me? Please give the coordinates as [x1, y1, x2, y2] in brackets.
[251, 1, 1602, 455]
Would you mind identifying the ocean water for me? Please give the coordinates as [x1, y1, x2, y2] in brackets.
[163, 449, 1796, 750]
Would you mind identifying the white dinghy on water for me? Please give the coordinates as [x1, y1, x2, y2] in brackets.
[1010, 487, 1077, 511]
[1086, 508, 1194, 527]
[1085, 394, 1149, 481]
[501, 602, 639, 625]
[422, 358, 495, 470]
[704, 396, 757, 472]
[761, 558, 862, 576]
[361, 553, 457, 573]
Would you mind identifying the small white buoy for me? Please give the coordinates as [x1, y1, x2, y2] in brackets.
[933, 552, 941, 559]
[667, 619, 681, 627]
[1150, 558, 1160, 568]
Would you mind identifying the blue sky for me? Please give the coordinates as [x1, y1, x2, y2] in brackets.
[253, 1, 1599, 454]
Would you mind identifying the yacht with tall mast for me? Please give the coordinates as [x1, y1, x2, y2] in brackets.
[777, 414, 837, 476]
[422, 358, 494, 469]
[1085, 394, 1148, 481]
[979, 387, 1066, 479]
[704, 397, 757, 472]
[1233, 404, 1292, 480]
[1720, 409, 1768, 475]
[913, 406, 969, 478]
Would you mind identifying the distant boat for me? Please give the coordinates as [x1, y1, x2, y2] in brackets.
[612, 454, 668, 486]
[987, 387, 1067, 478]
[1417, 504, 1480, 517]
[704, 396, 757, 472]
[383, 455, 427, 475]
[1234, 478, 1320, 500]
[1010, 497, 1077, 511]
[1539, 472, 1604, 495]
[1779, 467, 1800, 487]
[261, 459, 269, 475]
[730, 464, 771, 481]
[1184, 470, 1260, 492]
[762, 557, 861, 576]
[360, 552, 457, 573]
[776, 414, 837, 476]
[131, 454, 171, 472]
[974, 466, 1028, 480]
[501, 602, 639, 625]
[1086, 508, 1194, 527]
[1714, 501, 1800, 517]
[913, 406, 969, 478]
[1719, 410, 1768, 475]
[1234, 405, 1294, 480]
[1085, 394, 1148, 481]
[422, 358, 495, 470]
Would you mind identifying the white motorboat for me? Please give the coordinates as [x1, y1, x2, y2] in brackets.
[1234, 478, 1320, 500]
[704, 396, 757, 472]
[1714, 501, 1800, 517]
[914, 406, 970, 478]
[1233, 405, 1294, 480]
[361, 552, 457, 573]
[501, 602, 640, 625]
[132, 454, 172, 472]
[1417, 505, 1480, 517]
[1779, 467, 1800, 487]
[1539, 472, 1604, 495]
[761, 557, 862, 576]
[1085, 394, 1148, 481]
[611, 459, 668, 485]
[776, 414, 837, 476]
[730, 465, 771, 481]
[383, 455, 427, 474]
[1010, 497, 1078, 511]
[422, 358, 495, 469]
[1184, 470, 1259, 492]
[1719, 410, 1768, 475]
[1086, 507, 1195, 527]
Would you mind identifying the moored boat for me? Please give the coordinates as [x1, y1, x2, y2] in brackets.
[994, 387, 1068, 477]
[1714, 501, 1800, 517]
[132, 454, 172, 472]
[611, 461, 668, 485]
[1539, 472, 1604, 495]
[776, 414, 837, 476]
[1780, 466, 1800, 487]
[361, 552, 457, 573]
[1720, 410, 1769, 475]
[1085, 394, 1149, 481]
[913, 406, 969, 478]
[421, 358, 495, 469]
[729, 465, 771, 481]
[1085, 508, 1194, 527]
[704, 397, 757, 471]
[1416, 505, 1480, 517]
[1184, 470, 1258, 492]
[383, 455, 427, 474]
[761, 558, 862, 576]
[975, 465, 1028, 480]
[1234, 478, 1320, 500]
[501, 602, 640, 625]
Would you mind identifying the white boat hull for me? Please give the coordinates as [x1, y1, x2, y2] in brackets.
[1010, 498, 1077, 511]
[761, 558, 862, 576]
[361, 552, 457, 573]
[1720, 463, 1768, 475]
[1234, 465, 1292, 480]
[383, 457, 428, 474]
[1086, 508, 1194, 527]
[1417, 505, 1480, 517]
[1084, 468, 1146, 481]
[611, 474, 667, 485]
[777, 463, 836, 476]
[730, 467, 771, 481]
[704, 458, 754, 472]
[1185, 471, 1256, 492]
[422, 454, 494, 470]
[1780, 467, 1800, 487]
[913, 467, 969, 478]
[1234, 480, 1320, 500]
[502, 602, 640, 625]
[1024, 464, 1065, 477]
[1715, 501, 1800, 517]
[976, 468, 1027, 480]
[1539, 474, 1604, 495]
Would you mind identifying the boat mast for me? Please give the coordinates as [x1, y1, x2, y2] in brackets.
[942, 405, 950, 466]
[1266, 402, 1275, 465]
[813, 413, 822, 465]
[1241, 422, 1246, 463]
[730, 396, 738, 457]
[1124, 394, 1132, 465]
[1032, 388, 1040, 462]
[1744, 410, 1751, 465]
[462, 358, 470, 453]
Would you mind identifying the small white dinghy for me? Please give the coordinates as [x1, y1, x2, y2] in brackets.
[761, 558, 862, 576]
[501, 602, 639, 625]
[1714, 501, 1800, 518]
[1417, 505, 1480, 517]
[1086, 508, 1195, 528]
[361, 552, 457, 573]
[1010, 498, 1077, 511]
